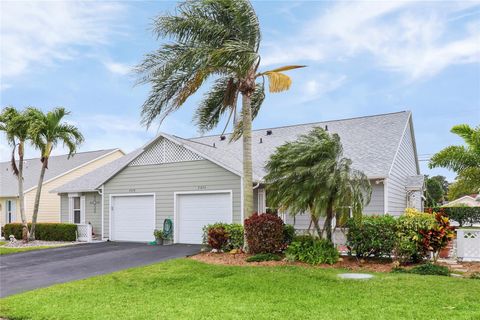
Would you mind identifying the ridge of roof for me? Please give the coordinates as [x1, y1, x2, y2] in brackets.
[189, 110, 411, 140]
[0, 148, 120, 164]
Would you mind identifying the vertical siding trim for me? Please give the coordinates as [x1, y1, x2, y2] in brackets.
[100, 186, 105, 240]
[384, 179, 389, 214]
[388, 113, 412, 177]
[240, 177, 244, 225]
[173, 190, 233, 243]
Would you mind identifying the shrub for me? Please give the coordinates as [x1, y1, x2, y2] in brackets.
[433, 207, 480, 227]
[346, 215, 397, 258]
[409, 263, 450, 276]
[207, 227, 229, 250]
[283, 224, 295, 246]
[418, 212, 455, 263]
[202, 223, 244, 251]
[470, 272, 480, 280]
[285, 235, 339, 265]
[3, 223, 77, 241]
[246, 253, 282, 262]
[394, 209, 436, 263]
[244, 213, 284, 254]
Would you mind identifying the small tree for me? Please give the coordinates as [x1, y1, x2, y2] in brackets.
[265, 127, 372, 242]
[27, 107, 84, 240]
[0, 107, 32, 240]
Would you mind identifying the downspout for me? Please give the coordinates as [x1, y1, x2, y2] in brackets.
[98, 185, 104, 240]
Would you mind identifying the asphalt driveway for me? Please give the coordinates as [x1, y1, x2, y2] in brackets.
[0, 242, 200, 298]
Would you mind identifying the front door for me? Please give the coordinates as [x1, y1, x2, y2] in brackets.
[6, 199, 16, 223]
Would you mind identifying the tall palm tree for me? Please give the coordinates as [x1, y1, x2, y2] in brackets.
[27, 107, 84, 240]
[0, 107, 31, 240]
[264, 128, 372, 242]
[136, 0, 304, 218]
[429, 124, 480, 173]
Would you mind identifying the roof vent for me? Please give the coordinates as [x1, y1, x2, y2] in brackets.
[220, 135, 226, 141]
[325, 125, 328, 131]
[266, 130, 272, 135]
[259, 138, 263, 144]
[213, 143, 216, 148]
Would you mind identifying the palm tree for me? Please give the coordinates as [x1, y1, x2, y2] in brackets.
[429, 124, 480, 173]
[27, 107, 84, 240]
[264, 128, 372, 242]
[429, 124, 480, 197]
[136, 0, 304, 218]
[0, 107, 31, 240]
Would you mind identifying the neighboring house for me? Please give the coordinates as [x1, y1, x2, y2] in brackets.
[443, 194, 480, 207]
[0, 149, 124, 227]
[54, 111, 423, 244]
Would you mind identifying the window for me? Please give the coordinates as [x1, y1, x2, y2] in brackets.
[73, 197, 81, 224]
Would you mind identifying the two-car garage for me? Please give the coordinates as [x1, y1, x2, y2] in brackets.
[110, 191, 232, 244]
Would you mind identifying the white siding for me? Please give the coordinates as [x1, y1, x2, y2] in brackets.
[387, 120, 419, 216]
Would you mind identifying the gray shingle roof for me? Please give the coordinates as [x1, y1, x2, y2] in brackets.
[53, 111, 412, 193]
[0, 149, 120, 197]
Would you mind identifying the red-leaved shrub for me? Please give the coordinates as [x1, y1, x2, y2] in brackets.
[244, 213, 284, 254]
[207, 226, 229, 250]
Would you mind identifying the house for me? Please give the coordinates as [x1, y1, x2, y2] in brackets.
[443, 194, 480, 207]
[0, 149, 124, 227]
[53, 111, 424, 244]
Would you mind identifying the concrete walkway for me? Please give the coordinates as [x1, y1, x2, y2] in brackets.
[0, 242, 200, 298]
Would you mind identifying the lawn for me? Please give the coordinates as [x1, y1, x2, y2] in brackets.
[0, 259, 478, 320]
[0, 246, 55, 255]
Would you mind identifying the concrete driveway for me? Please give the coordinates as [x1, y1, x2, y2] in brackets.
[0, 242, 200, 298]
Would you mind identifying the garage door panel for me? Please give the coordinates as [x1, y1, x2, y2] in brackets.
[112, 195, 155, 242]
[177, 192, 231, 244]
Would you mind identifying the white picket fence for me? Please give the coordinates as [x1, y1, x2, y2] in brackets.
[456, 228, 480, 262]
[76, 224, 92, 242]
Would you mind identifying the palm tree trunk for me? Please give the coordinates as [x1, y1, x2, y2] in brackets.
[17, 141, 29, 241]
[29, 159, 48, 241]
[325, 201, 334, 242]
[310, 215, 323, 238]
[241, 92, 254, 219]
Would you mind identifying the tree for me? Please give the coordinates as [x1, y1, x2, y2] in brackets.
[136, 0, 304, 218]
[0, 107, 32, 240]
[425, 176, 444, 207]
[429, 124, 480, 199]
[264, 127, 372, 242]
[27, 108, 84, 240]
[430, 175, 449, 200]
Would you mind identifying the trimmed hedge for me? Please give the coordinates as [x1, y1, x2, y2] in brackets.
[3, 223, 77, 241]
[346, 215, 397, 258]
[428, 207, 480, 227]
[202, 223, 244, 251]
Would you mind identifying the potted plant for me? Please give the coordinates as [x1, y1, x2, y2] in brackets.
[153, 229, 165, 245]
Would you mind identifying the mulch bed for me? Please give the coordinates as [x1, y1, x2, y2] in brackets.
[191, 252, 395, 273]
[191, 252, 480, 275]
[1, 240, 77, 248]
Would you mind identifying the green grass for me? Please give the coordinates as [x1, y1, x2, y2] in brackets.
[0, 245, 56, 255]
[0, 241, 7, 246]
[1, 259, 479, 320]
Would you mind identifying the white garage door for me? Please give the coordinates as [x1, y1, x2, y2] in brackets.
[176, 192, 232, 244]
[111, 195, 155, 242]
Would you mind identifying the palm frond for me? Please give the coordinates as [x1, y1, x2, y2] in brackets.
[263, 71, 292, 93]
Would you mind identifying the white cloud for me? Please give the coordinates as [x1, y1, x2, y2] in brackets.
[262, 1, 480, 80]
[303, 74, 347, 98]
[104, 61, 131, 76]
[0, 1, 125, 82]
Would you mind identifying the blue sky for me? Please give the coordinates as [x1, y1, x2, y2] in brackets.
[1, 1, 479, 182]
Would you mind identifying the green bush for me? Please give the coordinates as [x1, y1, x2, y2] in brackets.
[437, 207, 480, 227]
[286, 235, 339, 265]
[392, 263, 450, 276]
[394, 209, 436, 263]
[470, 272, 480, 280]
[3, 223, 77, 241]
[346, 215, 397, 258]
[246, 253, 282, 262]
[283, 224, 295, 246]
[202, 223, 244, 250]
